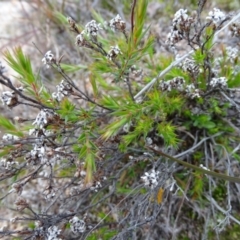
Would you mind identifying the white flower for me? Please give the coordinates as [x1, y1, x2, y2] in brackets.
[226, 46, 238, 63]
[185, 84, 200, 99]
[90, 181, 102, 192]
[76, 31, 87, 47]
[229, 22, 240, 37]
[182, 58, 199, 75]
[166, 29, 183, 46]
[42, 51, 55, 68]
[1, 91, 18, 107]
[67, 16, 75, 27]
[209, 77, 227, 88]
[166, 8, 194, 47]
[52, 80, 72, 101]
[146, 137, 153, 145]
[206, 8, 226, 25]
[29, 128, 37, 136]
[107, 45, 122, 61]
[47, 225, 62, 240]
[52, 92, 64, 102]
[141, 169, 160, 189]
[0, 158, 18, 170]
[69, 216, 86, 234]
[159, 77, 185, 92]
[32, 109, 58, 129]
[173, 9, 189, 24]
[109, 14, 126, 32]
[44, 188, 56, 200]
[30, 144, 45, 163]
[200, 164, 210, 171]
[2, 134, 19, 142]
[85, 20, 102, 37]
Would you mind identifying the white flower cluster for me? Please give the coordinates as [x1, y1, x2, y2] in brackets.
[141, 169, 160, 189]
[0, 158, 18, 170]
[206, 8, 226, 25]
[209, 77, 227, 88]
[42, 51, 55, 68]
[90, 181, 102, 192]
[159, 77, 185, 91]
[75, 19, 102, 46]
[69, 216, 86, 234]
[29, 144, 46, 164]
[2, 133, 19, 142]
[32, 109, 58, 129]
[52, 80, 72, 101]
[70, 175, 106, 195]
[109, 14, 126, 32]
[28, 143, 63, 166]
[1, 91, 18, 107]
[229, 22, 240, 37]
[29, 128, 53, 137]
[172, 9, 189, 26]
[166, 29, 183, 48]
[185, 84, 201, 99]
[159, 77, 201, 99]
[90, 177, 107, 192]
[76, 32, 87, 47]
[226, 46, 238, 63]
[107, 45, 122, 61]
[85, 20, 102, 37]
[33, 227, 45, 239]
[67, 16, 76, 28]
[181, 58, 199, 75]
[47, 225, 62, 240]
[27, 128, 65, 166]
[44, 187, 56, 200]
[166, 9, 194, 47]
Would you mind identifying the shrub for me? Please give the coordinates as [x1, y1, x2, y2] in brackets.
[1, 0, 240, 239]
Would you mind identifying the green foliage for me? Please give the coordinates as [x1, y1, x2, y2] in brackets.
[78, 131, 97, 182]
[193, 114, 216, 129]
[57, 99, 78, 123]
[212, 181, 227, 201]
[87, 227, 117, 240]
[221, 223, 240, 239]
[58, 164, 76, 177]
[60, 63, 87, 73]
[0, 116, 23, 136]
[53, 11, 69, 24]
[4, 47, 52, 104]
[4, 47, 35, 85]
[0, 145, 15, 158]
[191, 172, 205, 199]
[157, 122, 178, 147]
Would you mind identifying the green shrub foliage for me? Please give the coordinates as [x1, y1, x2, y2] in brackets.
[1, 0, 240, 239]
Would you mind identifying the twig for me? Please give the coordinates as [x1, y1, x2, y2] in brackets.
[83, 184, 142, 240]
[206, 195, 240, 225]
[148, 145, 240, 183]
